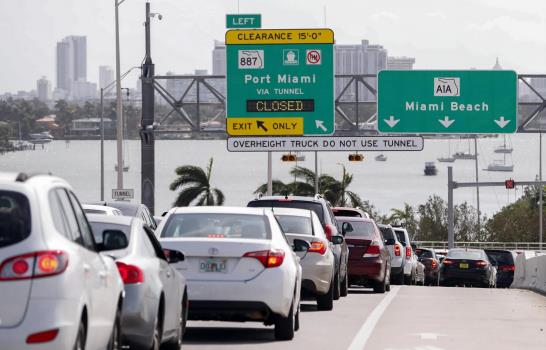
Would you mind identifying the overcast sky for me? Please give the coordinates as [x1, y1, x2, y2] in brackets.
[1, 0, 545, 94]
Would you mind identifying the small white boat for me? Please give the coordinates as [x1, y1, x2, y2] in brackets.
[424, 162, 438, 176]
[485, 160, 514, 172]
[375, 154, 387, 162]
[494, 136, 513, 154]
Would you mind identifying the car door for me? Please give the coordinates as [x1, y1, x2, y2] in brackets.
[143, 226, 179, 335]
[62, 189, 114, 348]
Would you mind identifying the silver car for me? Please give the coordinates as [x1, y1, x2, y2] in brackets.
[87, 215, 188, 350]
[273, 208, 337, 311]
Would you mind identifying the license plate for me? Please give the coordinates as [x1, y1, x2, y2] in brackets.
[199, 258, 227, 273]
[460, 263, 469, 269]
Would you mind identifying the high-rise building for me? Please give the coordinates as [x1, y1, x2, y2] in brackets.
[99, 66, 114, 90]
[212, 40, 226, 75]
[36, 76, 51, 102]
[56, 36, 87, 95]
[387, 56, 416, 70]
[334, 40, 387, 101]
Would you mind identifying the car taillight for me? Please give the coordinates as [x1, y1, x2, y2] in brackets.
[431, 260, 438, 269]
[26, 329, 59, 344]
[405, 246, 412, 259]
[442, 258, 453, 265]
[363, 241, 381, 258]
[243, 249, 285, 268]
[116, 262, 144, 284]
[499, 265, 516, 271]
[0, 251, 68, 281]
[394, 244, 401, 256]
[324, 224, 334, 241]
[308, 241, 327, 255]
[475, 260, 488, 268]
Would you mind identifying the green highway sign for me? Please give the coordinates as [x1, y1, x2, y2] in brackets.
[225, 29, 334, 136]
[226, 14, 261, 29]
[378, 70, 518, 134]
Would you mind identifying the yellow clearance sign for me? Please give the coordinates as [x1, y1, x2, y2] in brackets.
[227, 117, 303, 136]
[225, 29, 334, 45]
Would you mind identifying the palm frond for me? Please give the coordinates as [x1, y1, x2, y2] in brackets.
[173, 185, 205, 207]
[211, 188, 225, 206]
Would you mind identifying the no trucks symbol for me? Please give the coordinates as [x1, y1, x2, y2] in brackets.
[306, 50, 321, 65]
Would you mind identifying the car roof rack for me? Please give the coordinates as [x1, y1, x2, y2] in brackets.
[314, 194, 323, 200]
[15, 172, 52, 182]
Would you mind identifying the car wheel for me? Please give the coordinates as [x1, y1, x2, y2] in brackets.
[392, 269, 404, 285]
[333, 271, 341, 300]
[404, 273, 413, 285]
[163, 295, 188, 350]
[106, 309, 121, 350]
[294, 304, 300, 332]
[340, 271, 349, 297]
[274, 299, 295, 340]
[385, 268, 391, 292]
[373, 278, 386, 293]
[73, 319, 86, 350]
[150, 314, 162, 350]
[316, 277, 334, 311]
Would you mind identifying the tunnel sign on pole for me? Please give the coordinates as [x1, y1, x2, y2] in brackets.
[378, 70, 518, 134]
[225, 29, 335, 136]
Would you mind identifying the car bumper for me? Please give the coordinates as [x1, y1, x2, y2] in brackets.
[348, 258, 385, 283]
[424, 268, 440, 280]
[441, 269, 489, 285]
[187, 267, 295, 319]
[0, 298, 80, 350]
[300, 253, 335, 295]
[120, 284, 156, 349]
[496, 271, 514, 287]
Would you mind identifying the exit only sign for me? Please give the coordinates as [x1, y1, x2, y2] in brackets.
[226, 14, 261, 29]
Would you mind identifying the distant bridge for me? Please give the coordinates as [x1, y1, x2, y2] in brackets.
[414, 241, 544, 251]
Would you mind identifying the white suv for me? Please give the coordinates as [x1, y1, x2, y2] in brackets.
[0, 172, 124, 350]
[392, 227, 417, 285]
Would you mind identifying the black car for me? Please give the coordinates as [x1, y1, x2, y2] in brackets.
[89, 201, 158, 230]
[440, 248, 497, 288]
[247, 195, 349, 299]
[485, 249, 517, 288]
[415, 248, 440, 286]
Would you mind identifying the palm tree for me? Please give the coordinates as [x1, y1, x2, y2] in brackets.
[170, 158, 224, 206]
[254, 179, 315, 197]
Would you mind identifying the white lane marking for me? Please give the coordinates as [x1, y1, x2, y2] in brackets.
[347, 285, 401, 350]
[411, 332, 446, 340]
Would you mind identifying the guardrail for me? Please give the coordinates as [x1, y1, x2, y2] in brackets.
[414, 241, 544, 251]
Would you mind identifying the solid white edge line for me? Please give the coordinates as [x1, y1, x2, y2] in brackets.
[347, 285, 401, 350]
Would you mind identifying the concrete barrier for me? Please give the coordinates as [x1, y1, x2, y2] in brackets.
[512, 251, 546, 294]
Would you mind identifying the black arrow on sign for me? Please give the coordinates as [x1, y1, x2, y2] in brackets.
[257, 120, 268, 132]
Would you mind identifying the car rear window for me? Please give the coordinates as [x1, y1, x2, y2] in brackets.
[485, 251, 514, 265]
[84, 209, 107, 215]
[447, 250, 484, 260]
[340, 220, 375, 238]
[415, 249, 433, 258]
[275, 214, 313, 235]
[0, 191, 31, 248]
[379, 226, 395, 240]
[248, 200, 324, 224]
[394, 230, 407, 245]
[161, 213, 271, 239]
[88, 222, 131, 244]
[333, 209, 361, 217]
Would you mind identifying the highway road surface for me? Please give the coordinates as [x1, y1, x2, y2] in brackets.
[183, 286, 546, 350]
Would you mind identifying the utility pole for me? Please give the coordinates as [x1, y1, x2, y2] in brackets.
[141, 1, 155, 213]
[115, 0, 124, 190]
[474, 136, 481, 234]
[267, 152, 272, 195]
[100, 88, 105, 201]
[540, 133, 543, 250]
[448, 166, 454, 249]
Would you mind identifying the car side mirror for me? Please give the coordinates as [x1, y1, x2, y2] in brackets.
[293, 239, 311, 252]
[331, 235, 344, 245]
[341, 222, 353, 236]
[163, 249, 185, 264]
[100, 230, 128, 251]
[385, 238, 395, 245]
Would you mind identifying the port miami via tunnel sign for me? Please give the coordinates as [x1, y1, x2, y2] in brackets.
[378, 70, 517, 134]
[225, 29, 334, 136]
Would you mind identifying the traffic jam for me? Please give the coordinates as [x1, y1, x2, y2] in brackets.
[0, 172, 517, 350]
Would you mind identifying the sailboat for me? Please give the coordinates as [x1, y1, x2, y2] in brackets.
[438, 139, 455, 163]
[485, 144, 514, 172]
[375, 154, 387, 161]
[494, 135, 513, 154]
[453, 139, 477, 160]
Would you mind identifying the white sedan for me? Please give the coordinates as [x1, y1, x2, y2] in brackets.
[157, 206, 304, 340]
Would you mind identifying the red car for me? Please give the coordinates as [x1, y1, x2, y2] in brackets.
[337, 216, 391, 293]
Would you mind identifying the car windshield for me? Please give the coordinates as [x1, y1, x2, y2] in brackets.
[485, 251, 514, 265]
[447, 250, 484, 260]
[0, 191, 31, 248]
[333, 209, 362, 217]
[275, 214, 313, 235]
[161, 213, 271, 239]
[248, 200, 324, 224]
[88, 222, 131, 244]
[339, 220, 375, 238]
[415, 249, 433, 258]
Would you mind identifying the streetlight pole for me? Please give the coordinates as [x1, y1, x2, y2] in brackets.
[540, 132, 543, 251]
[115, 0, 126, 190]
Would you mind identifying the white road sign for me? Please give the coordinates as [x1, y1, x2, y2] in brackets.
[112, 189, 134, 200]
[227, 136, 424, 152]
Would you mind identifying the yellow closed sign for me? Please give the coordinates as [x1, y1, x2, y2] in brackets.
[227, 117, 303, 136]
[225, 29, 334, 45]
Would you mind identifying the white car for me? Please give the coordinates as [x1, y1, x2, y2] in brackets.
[0, 172, 124, 350]
[272, 208, 336, 311]
[393, 227, 417, 285]
[378, 224, 407, 285]
[83, 204, 123, 216]
[157, 206, 303, 340]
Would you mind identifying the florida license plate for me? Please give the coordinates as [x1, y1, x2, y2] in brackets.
[200, 258, 227, 273]
[460, 263, 469, 269]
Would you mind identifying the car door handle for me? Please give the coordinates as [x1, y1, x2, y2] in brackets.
[83, 264, 91, 273]
[166, 271, 172, 278]
[99, 271, 107, 279]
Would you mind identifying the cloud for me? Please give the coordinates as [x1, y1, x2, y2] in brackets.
[425, 12, 447, 20]
[370, 11, 400, 22]
[466, 16, 546, 44]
